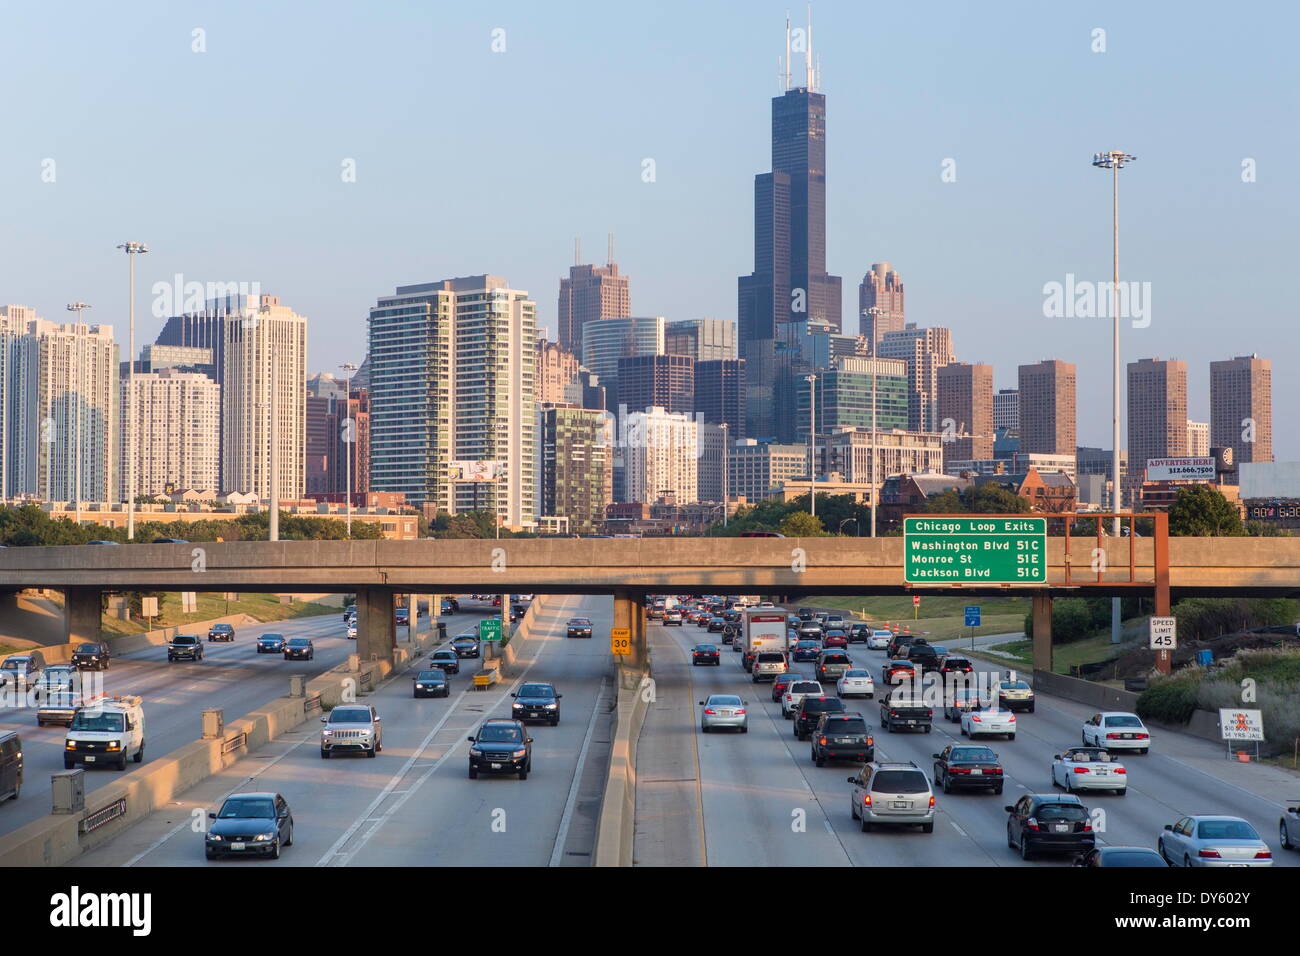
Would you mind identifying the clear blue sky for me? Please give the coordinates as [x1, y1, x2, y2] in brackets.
[4, 1, 1296, 454]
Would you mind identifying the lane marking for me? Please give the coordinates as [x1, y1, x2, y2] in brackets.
[548, 674, 610, 867]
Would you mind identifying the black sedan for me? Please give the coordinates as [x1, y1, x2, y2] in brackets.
[256, 633, 286, 654]
[412, 669, 450, 698]
[933, 744, 1004, 794]
[511, 682, 562, 725]
[205, 792, 293, 860]
[707, 617, 726, 633]
[566, 618, 593, 639]
[467, 719, 533, 780]
[692, 644, 721, 666]
[283, 637, 314, 661]
[451, 635, 481, 659]
[429, 649, 460, 674]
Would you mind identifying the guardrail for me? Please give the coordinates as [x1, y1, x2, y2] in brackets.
[79, 798, 126, 835]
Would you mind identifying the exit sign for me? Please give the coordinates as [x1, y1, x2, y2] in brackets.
[904, 516, 1047, 585]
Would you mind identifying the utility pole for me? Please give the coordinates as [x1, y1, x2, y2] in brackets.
[720, 421, 729, 528]
[339, 362, 358, 537]
[116, 242, 148, 539]
[805, 373, 817, 519]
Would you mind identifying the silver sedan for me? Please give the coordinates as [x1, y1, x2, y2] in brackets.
[700, 694, 748, 733]
[1158, 815, 1273, 867]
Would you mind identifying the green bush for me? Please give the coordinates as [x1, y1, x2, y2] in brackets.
[1136, 672, 1203, 724]
[1171, 597, 1300, 641]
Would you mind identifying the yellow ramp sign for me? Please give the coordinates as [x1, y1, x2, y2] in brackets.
[611, 627, 631, 655]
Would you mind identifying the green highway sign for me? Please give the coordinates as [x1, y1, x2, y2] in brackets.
[904, 516, 1047, 585]
[479, 618, 503, 642]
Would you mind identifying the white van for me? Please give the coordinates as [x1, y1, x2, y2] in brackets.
[64, 695, 146, 770]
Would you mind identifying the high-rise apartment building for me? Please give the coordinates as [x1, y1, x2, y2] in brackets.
[858, 262, 905, 349]
[622, 406, 698, 504]
[221, 295, 307, 500]
[798, 357, 909, 440]
[1210, 355, 1272, 465]
[0, 306, 41, 499]
[728, 439, 809, 502]
[993, 389, 1020, 432]
[825, 428, 946, 486]
[556, 254, 631, 353]
[694, 359, 746, 440]
[1187, 420, 1210, 458]
[665, 319, 737, 362]
[305, 372, 369, 498]
[535, 337, 581, 405]
[1127, 358, 1188, 492]
[937, 362, 994, 461]
[1018, 360, 1076, 456]
[537, 404, 612, 534]
[119, 368, 220, 497]
[580, 316, 664, 406]
[616, 353, 694, 417]
[877, 325, 955, 432]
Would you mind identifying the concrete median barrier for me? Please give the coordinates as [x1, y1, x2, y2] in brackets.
[594, 670, 651, 867]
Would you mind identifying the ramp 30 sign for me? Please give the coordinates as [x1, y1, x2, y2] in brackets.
[904, 516, 1047, 585]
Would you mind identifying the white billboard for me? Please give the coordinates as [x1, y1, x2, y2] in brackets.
[1218, 709, 1265, 742]
[1146, 457, 1216, 482]
[449, 461, 501, 482]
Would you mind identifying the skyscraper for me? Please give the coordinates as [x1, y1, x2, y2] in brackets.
[665, 319, 737, 361]
[858, 262, 905, 348]
[694, 358, 746, 440]
[877, 325, 955, 432]
[937, 362, 995, 461]
[580, 316, 664, 407]
[738, 17, 841, 440]
[993, 388, 1020, 432]
[1186, 420, 1210, 457]
[556, 243, 630, 353]
[616, 353, 694, 417]
[622, 406, 698, 504]
[798, 357, 909, 439]
[120, 368, 220, 497]
[1210, 355, 1272, 465]
[1018, 360, 1077, 456]
[305, 372, 369, 499]
[535, 337, 581, 405]
[0, 306, 41, 499]
[537, 404, 612, 534]
[1127, 357, 1188, 492]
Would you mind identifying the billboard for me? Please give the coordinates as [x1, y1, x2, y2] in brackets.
[449, 461, 501, 482]
[1145, 457, 1216, 482]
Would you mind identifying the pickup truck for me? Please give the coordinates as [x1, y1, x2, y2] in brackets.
[880, 692, 933, 733]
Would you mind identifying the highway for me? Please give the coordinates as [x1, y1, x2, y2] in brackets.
[73, 594, 614, 867]
[0, 604, 490, 835]
[642, 618, 1299, 867]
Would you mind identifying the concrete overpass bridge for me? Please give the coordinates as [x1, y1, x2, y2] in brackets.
[2, 531, 1298, 673]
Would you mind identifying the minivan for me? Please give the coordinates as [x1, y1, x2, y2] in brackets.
[0, 731, 22, 801]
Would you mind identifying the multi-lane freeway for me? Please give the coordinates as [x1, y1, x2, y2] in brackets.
[73, 595, 614, 867]
[639, 616, 1299, 867]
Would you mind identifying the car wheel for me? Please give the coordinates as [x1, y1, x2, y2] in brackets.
[468, 766, 478, 779]
[1280, 821, 1293, 851]
[1028, 704, 1035, 713]
[518, 768, 528, 780]
[814, 752, 824, 767]
[270, 838, 280, 860]
[941, 774, 951, 793]
[551, 718, 559, 727]
[1138, 748, 1148, 755]
[740, 725, 748, 733]
[851, 800, 859, 820]
[1082, 730, 1089, 745]
[320, 748, 330, 759]
[921, 822, 934, 833]
[1115, 788, 1126, 796]
[205, 847, 218, 860]
[1064, 776, 1073, 793]
[860, 816, 872, 833]
[64, 757, 74, 770]
[1020, 836, 1033, 861]
[993, 784, 1003, 794]
[118, 754, 129, 771]
[923, 725, 931, 733]
[285, 822, 293, 847]
[702, 725, 709, 733]
[36, 719, 43, 727]
[1184, 854, 1192, 868]
[133, 741, 145, 763]
[959, 725, 967, 736]
[1007, 734, 1015, 741]
[1008, 827, 1017, 850]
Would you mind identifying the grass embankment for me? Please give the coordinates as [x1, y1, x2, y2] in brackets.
[100, 592, 339, 638]
[809, 595, 1026, 644]
[980, 630, 1143, 675]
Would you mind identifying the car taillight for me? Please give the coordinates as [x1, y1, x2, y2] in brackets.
[1135, 733, 1149, 739]
[991, 765, 1002, 774]
[1082, 823, 1093, 832]
[971, 715, 982, 722]
[1026, 817, 1040, 831]
[862, 794, 872, 806]
[1106, 733, 1121, 739]
[1255, 850, 1272, 859]
[1114, 767, 1127, 774]
[1198, 848, 1221, 859]
[819, 737, 827, 745]
[866, 736, 873, 746]
[1008, 716, 1017, 722]
[928, 796, 935, 808]
[1073, 767, 1090, 774]
[736, 709, 746, 715]
[703, 708, 716, 714]
[951, 767, 969, 774]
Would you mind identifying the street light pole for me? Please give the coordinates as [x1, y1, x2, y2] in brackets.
[66, 302, 92, 526]
[270, 361, 279, 542]
[805, 373, 817, 519]
[117, 242, 148, 539]
[720, 421, 729, 528]
[339, 362, 358, 537]
[1093, 150, 1136, 644]
[871, 360, 878, 537]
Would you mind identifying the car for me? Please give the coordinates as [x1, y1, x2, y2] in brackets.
[256, 633, 286, 654]
[152, 537, 189, 544]
[207, 623, 235, 643]
[343, 606, 356, 621]
[511, 682, 562, 725]
[848, 761, 935, 833]
[752, 650, 789, 682]
[700, 694, 748, 733]
[394, 606, 410, 626]
[451, 635, 481, 659]
[320, 704, 382, 758]
[797, 607, 815, 621]
[939, 656, 974, 678]
[468, 718, 533, 779]
[720, 623, 739, 645]
[33, 666, 81, 726]
[997, 679, 1035, 712]
[933, 744, 1004, 794]
[796, 622, 823, 641]
[794, 696, 845, 741]
[905, 642, 942, 673]
[943, 686, 985, 722]
[836, 669, 875, 699]
[791, 639, 823, 662]
[167, 635, 204, 662]
[205, 792, 293, 860]
[566, 618, 593, 639]
[1280, 800, 1300, 851]
[771, 672, 803, 702]
[879, 690, 933, 733]
[782, 680, 825, 718]
[429, 648, 460, 674]
[0, 731, 22, 801]
[283, 637, 314, 661]
[961, 708, 1017, 740]
[1082, 712, 1150, 752]
[811, 712, 874, 766]
[695, 612, 713, 629]
[0, 653, 45, 690]
[822, 629, 849, 649]
[664, 609, 683, 626]
[412, 669, 450, 698]
[346, 623, 358, 640]
[886, 634, 920, 658]
[815, 650, 853, 683]
[1006, 794, 1095, 860]
[70, 642, 110, 671]
[440, 597, 460, 614]
[64, 694, 146, 770]
[867, 629, 892, 650]
[86, 539, 120, 545]
[1073, 846, 1168, 867]
[882, 659, 916, 685]
[847, 623, 871, 644]
[1158, 815, 1273, 867]
[692, 644, 721, 666]
[648, 605, 665, 621]
[1051, 747, 1128, 794]
[707, 617, 727, 633]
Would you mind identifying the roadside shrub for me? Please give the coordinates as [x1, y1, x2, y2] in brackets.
[1136, 671, 1203, 724]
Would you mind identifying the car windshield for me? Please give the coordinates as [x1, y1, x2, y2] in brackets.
[288, 639, 310, 646]
[77, 644, 105, 654]
[695, 645, 717, 652]
[569, 619, 591, 626]
[1067, 750, 1112, 762]
[843, 670, 870, 678]
[261, 634, 283, 641]
[1197, 820, 1259, 841]
[708, 696, 743, 706]
[519, 684, 555, 698]
[1106, 715, 1143, 727]
[478, 725, 523, 743]
[454, 637, 476, 644]
[71, 711, 125, 732]
[872, 770, 929, 794]
[219, 797, 275, 819]
[1001, 681, 1030, 690]
[1036, 804, 1087, 822]
[825, 717, 867, 734]
[329, 709, 371, 724]
[951, 747, 997, 761]
[823, 654, 849, 663]
[173, 636, 198, 645]
[416, 671, 445, 681]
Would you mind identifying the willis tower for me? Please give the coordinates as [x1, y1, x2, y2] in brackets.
[738, 14, 841, 441]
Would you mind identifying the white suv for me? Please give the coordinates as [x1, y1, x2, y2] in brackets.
[848, 761, 935, 833]
[320, 704, 383, 758]
[782, 680, 824, 718]
[751, 651, 789, 682]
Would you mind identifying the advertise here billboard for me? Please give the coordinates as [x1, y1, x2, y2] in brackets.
[1146, 457, 1216, 482]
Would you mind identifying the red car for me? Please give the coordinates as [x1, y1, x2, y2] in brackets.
[822, 629, 849, 649]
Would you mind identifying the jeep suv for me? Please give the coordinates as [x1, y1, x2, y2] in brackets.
[848, 761, 935, 833]
[320, 704, 382, 758]
[793, 695, 846, 741]
[811, 712, 875, 766]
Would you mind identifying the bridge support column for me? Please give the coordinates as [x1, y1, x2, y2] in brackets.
[407, 593, 418, 642]
[64, 588, 102, 645]
[612, 591, 648, 688]
[1031, 593, 1052, 673]
[356, 588, 395, 665]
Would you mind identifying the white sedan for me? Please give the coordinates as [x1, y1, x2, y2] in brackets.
[960, 708, 1017, 740]
[1082, 712, 1151, 753]
[836, 669, 875, 699]
[867, 630, 892, 650]
[1051, 747, 1128, 794]
[347, 624, 357, 640]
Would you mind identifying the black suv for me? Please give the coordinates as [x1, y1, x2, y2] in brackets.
[793, 696, 846, 741]
[906, 642, 942, 673]
[467, 719, 533, 779]
[511, 682, 562, 725]
[810, 712, 875, 766]
[71, 642, 110, 671]
[887, 634, 921, 658]
[932, 744, 1004, 794]
[1005, 794, 1095, 860]
[167, 635, 204, 662]
[848, 623, 871, 644]
[208, 623, 235, 642]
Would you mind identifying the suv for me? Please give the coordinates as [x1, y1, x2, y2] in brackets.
[0, 731, 21, 801]
[906, 642, 941, 673]
[887, 634, 920, 658]
[167, 635, 204, 662]
[664, 609, 683, 626]
[782, 679, 825, 718]
[207, 623, 235, 643]
[0, 652, 45, 690]
[1006, 794, 1095, 860]
[815, 650, 853, 683]
[752, 651, 789, 682]
[848, 623, 871, 644]
[467, 718, 533, 779]
[71, 642, 110, 671]
[794, 696, 846, 741]
[320, 704, 382, 758]
[848, 761, 935, 833]
[811, 712, 875, 766]
[511, 682, 562, 725]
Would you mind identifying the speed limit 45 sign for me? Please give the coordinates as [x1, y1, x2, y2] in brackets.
[1149, 617, 1177, 650]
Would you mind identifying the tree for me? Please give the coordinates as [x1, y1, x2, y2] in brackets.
[924, 483, 1030, 515]
[778, 511, 825, 537]
[1168, 485, 1245, 536]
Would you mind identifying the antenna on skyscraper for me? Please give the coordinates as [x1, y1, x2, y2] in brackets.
[784, 13, 792, 91]
[607, 232, 615, 266]
[575, 237, 581, 266]
[805, 4, 815, 91]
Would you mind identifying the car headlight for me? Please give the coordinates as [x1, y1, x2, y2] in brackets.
[416, 684, 426, 689]
[208, 834, 222, 842]
[65, 740, 76, 750]
[511, 749, 527, 758]
[106, 740, 121, 751]
[253, 832, 274, 842]
[544, 703, 558, 709]
[322, 729, 333, 736]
